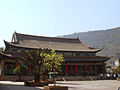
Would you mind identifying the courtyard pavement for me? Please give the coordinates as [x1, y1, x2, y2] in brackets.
[0, 80, 120, 90]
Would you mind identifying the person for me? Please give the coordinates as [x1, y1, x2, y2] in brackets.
[117, 73, 120, 81]
[118, 86, 120, 90]
[113, 74, 116, 80]
[100, 73, 103, 80]
[107, 73, 110, 80]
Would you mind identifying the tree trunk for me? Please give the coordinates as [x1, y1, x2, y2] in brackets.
[42, 74, 46, 81]
[18, 75, 21, 81]
[34, 74, 40, 82]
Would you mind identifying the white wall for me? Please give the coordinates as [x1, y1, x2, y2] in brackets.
[115, 59, 119, 66]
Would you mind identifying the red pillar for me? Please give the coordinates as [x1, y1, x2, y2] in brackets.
[28, 65, 31, 75]
[103, 63, 105, 74]
[1, 61, 5, 76]
[16, 62, 18, 67]
[85, 64, 87, 73]
[76, 64, 77, 73]
[94, 63, 97, 73]
[65, 64, 67, 74]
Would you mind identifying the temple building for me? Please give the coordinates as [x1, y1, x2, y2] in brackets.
[0, 32, 110, 80]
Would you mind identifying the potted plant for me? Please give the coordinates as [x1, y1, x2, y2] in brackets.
[19, 49, 65, 87]
[44, 72, 68, 90]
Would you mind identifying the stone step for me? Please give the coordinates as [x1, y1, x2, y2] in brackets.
[56, 76, 101, 81]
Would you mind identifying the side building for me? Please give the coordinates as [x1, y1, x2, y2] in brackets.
[0, 32, 110, 80]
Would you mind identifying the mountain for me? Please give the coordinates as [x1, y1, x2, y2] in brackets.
[61, 27, 120, 65]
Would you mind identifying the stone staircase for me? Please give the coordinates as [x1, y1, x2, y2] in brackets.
[57, 76, 101, 81]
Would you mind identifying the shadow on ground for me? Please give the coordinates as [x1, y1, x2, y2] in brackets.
[57, 82, 80, 85]
[0, 83, 43, 90]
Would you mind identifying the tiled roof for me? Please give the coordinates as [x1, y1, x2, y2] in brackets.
[6, 32, 102, 52]
[64, 56, 110, 62]
[0, 52, 16, 59]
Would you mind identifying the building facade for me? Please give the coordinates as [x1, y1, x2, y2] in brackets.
[0, 32, 110, 80]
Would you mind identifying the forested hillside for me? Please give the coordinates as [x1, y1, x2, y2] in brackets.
[62, 27, 120, 65]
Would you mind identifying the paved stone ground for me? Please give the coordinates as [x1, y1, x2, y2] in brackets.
[0, 80, 120, 90]
[56, 80, 120, 90]
[0, 81, 43, 90]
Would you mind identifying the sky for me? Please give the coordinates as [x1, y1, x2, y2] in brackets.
[0, 0, 120, 47]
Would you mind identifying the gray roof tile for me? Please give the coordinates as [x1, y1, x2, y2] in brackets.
[7, 32, 102, 52]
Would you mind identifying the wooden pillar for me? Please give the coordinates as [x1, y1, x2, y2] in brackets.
[94, 63, 97, 74]
[28, 65, 31, 75]
[85, 64, 87, 73]
[65, 64, 67, 75]
[16, 62, 18, 67]
[103, 63, 105, 74]
[76, 64, 77, 74]
[70, 65, 72, 75]
[1, 60, 4, 76]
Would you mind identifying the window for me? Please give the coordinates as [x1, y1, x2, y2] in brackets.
[64, 52, 72, 56]
[75, 52, 82, 56]
[4, 62, 16, 75]
[11, 48, 17, 52]
[56, 52, 63, 55]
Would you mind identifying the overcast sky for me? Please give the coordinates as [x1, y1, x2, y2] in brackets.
[0, 0, 120, 47]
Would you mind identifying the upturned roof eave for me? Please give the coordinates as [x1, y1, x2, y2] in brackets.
[0, 51, 18, 60]
[4, 40, 102, 52]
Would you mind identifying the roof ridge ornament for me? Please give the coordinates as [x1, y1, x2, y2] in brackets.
[14, 30, 16, 33]
[11, 31, 17, 43]
[77, 36, 79, 39]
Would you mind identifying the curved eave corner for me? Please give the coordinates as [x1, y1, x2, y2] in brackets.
[94, 48, 103, 53]
[104, 56, 112, 62]
[4, 40, 11, 47]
